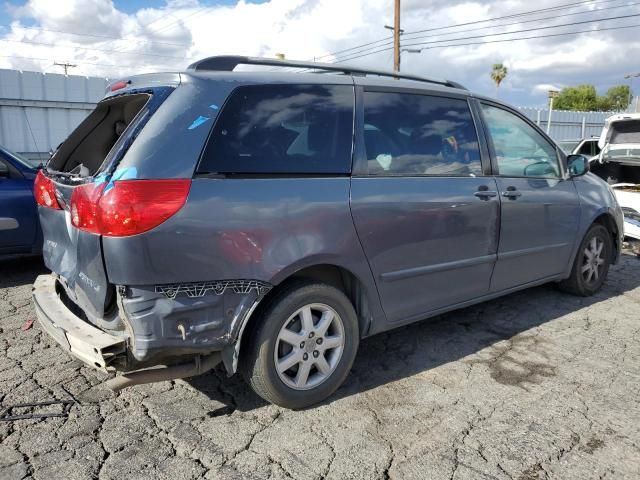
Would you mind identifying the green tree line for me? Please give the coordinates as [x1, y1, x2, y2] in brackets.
[553, 84, 632, 112]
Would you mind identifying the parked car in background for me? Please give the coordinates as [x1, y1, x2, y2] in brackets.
[0, 145, 42, 258]
[557, 137, 601, 158]
[32, 56, 623, 409]
[590, 113, 640, 240]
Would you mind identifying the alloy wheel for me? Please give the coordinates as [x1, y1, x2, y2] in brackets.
[581, 236, 605, 285]
[273, 303, 345, 391]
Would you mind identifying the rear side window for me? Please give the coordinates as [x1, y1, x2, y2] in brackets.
[362, 91, 482, 176]
[198, 85, 354, 174]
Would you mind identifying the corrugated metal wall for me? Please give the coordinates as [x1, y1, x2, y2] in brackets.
[519, 107, 612, 141]
[0, 69, 108, 161]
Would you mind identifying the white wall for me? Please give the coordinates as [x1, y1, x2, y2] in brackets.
[0, 69, 108, 159]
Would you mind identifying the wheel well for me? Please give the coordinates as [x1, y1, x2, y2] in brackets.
[593, 213, 619, 259]
[289, 265, 372, 333]
[236, 265, 372, 366]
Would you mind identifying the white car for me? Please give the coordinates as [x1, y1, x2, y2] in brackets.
[590, 113, 640, 240]
[558, 137, 601, 157]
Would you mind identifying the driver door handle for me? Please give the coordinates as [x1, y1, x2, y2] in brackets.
[502, 186, 522, 199]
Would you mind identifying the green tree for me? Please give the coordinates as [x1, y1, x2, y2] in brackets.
[553, 84, 632, 112]
[553, 84, 598, 111]
[490, 63, 508, 97]
[599, 85, 632, 111]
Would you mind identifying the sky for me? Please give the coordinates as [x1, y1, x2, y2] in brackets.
[0, 0, 638, 107]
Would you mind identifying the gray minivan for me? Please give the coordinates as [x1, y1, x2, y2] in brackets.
[33, 56, 623, 408]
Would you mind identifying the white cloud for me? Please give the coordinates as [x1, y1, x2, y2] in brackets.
[0, 0, 638, 106]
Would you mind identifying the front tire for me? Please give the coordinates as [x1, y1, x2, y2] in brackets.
[559, 224, 612, 296]
[241, 281, 359, 409]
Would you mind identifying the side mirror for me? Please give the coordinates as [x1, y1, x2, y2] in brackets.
[0, 161, 9, 178]
[567, 154, 590, 177]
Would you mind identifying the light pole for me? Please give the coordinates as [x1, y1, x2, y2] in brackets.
[547, 90, 559, 135]
[624, 73, 640, 112]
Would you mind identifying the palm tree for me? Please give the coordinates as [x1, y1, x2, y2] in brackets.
[490, 63, 508, 98]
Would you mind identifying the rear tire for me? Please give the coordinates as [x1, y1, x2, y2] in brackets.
[558, 224, 612, 296]
[240, 281, 359, 409]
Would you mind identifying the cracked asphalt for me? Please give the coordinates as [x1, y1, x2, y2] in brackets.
[1, 251, 639, 480]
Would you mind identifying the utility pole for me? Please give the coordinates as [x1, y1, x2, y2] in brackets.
[54, 62, 77, 75]
[624, 73, 640, 112]
[393, 0, 401, 72]
[384, 0, 402, 72]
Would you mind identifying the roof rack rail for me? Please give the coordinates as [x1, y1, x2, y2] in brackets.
[187, 55, 466, 90]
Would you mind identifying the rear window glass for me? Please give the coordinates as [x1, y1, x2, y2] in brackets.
[198, 84, 354, 174]
[609, 119, 640, 144]
[47, 93, 149, 176]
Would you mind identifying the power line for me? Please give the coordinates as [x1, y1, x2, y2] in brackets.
[143, 6, 209, 35]
[331, 23, 640, 64]
[0, 6, 211, 50]
[329, 12, 640, 63]
[328, 0, 633, 62]
[400, 12, 640, 49]
[404, 0, 621, 36]
[313, 36, 392, 61]
[401, 0, 638, 42]
[53, 61, 77, 75]
[0, 6, 209, 64]
[139, 7, 184, 29]
[314, 0, 620, 61]
[0, 24, 193, 48]
[0, 53, 139, 69]
[0, 37, 192, 61]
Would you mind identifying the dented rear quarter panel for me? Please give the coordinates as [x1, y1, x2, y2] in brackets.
[102, 177, 386, 336]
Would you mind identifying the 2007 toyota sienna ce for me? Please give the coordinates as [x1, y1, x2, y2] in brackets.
[32, 56, 623, 408]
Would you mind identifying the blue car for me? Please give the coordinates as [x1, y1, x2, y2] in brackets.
[0, 145, 42, 258]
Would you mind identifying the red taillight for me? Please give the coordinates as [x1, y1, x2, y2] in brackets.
[70, 179, 191, 237]
[70, 182, 105, 234]
[34, 171, 61, 209]
[109, 80, 130, 92]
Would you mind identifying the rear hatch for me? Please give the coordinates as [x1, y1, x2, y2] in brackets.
[599, 115, 640, 165]
[36, 78, 177, 327]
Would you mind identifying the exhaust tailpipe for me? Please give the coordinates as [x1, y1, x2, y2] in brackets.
[105, 353, 222, 392]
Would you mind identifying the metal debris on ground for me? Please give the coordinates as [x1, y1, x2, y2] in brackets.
[0, 399, 74, 422]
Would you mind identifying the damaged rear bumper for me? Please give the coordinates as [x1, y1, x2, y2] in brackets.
[32, 274, 126, 372]
[33, 273, 271, 374]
